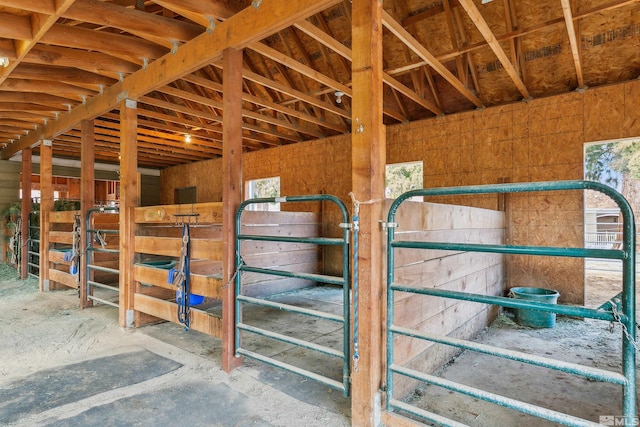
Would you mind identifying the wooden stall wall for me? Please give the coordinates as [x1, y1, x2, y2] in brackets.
[48, 210, 81, 290]
[161, 80, 640, 305]
[388, 79, 640, 305]
[389, 199, 505, 397]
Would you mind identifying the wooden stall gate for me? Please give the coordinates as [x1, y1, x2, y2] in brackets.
[132, 202, 224, 335]
[85, 206, 120, 308]
[48, 210, 82, 290]
[235, 195, 352, 396]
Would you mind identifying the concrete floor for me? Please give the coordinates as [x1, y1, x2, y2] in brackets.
[0, 272, 351, 427]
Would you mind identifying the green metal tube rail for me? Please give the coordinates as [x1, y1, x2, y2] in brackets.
[235, 194, 351, 396]
[85, 206, 120, 307]
[27, 212, 40, 278]
[386, 180, 636, 426]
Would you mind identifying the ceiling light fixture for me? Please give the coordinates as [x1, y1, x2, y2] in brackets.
[185, 134, 192, 143]
[481, 0, 493, 4]
[335, 91, 344, 104]
[0, 57, 9, 67]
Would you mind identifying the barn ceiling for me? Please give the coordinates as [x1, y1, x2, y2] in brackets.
[0, 0, 637, 169]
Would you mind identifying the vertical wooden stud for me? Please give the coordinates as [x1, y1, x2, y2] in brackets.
[222, 47, 243, 373]
[80, 120, 95, 308]
[351, 0, 386, 425]
[39, 140, 53, 291]
[118, 100, 139, 328]
[20, 148, 32, 280]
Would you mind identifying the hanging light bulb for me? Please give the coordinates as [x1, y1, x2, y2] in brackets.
[335, 91, 344, 104]
[185, 134, 192, 143]
[0, 57, 9, 68]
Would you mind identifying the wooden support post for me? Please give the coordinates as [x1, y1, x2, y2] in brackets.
[20, 148, 32, 280]
[118, 100, 139, 328]
[80, 120, 95, 308]
[222, 47, 243, 373]
[351, 0, 386, 425]
[39, 140, 53, 291]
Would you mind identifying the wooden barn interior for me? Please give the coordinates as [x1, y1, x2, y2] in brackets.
[0, 0, 638, 426]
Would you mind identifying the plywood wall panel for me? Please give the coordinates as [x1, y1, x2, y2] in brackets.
[584, 84, 625, 142]
[161, 80, 640, 306]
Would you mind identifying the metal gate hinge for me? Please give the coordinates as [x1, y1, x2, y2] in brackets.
[379, 221, 398, 231]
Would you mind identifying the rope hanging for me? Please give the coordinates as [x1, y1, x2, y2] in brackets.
[9, 217, 21, 266]
[69, 214, 81, 281]
[170, 222, 191, 331]
[347, 193, 385, 373]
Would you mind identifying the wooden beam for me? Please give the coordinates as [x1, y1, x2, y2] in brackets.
[41, 23, 169, 64]
[0, 0, 78, 87]
[150, 0, 234, 24]
[25, 44, 139, 77]
[251, 41, 352, 97]
[11, 64, 117, 87]
[457, 0, 530, 99]
[80, 119, 95, 308]
[39, 139, 53, 291]
[381, 9, 484, 108]
[561, 0, 585, 89]
[295, 19, 441, 115]
[222, 47, 243, 373]
[118, 99, 139, 328]
[351, 0, 385, 425]
[0, 0, 56, 14]
[63, 0, 203, 46]
[0, 12, 33, 40]
[20, 147, 31, 280]
[1, 0, 341, 159]
[1, 78, 94, 99]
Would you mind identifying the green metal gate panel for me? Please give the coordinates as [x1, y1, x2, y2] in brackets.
[386, 180, 636, 426]
[235, 194, 351, 396]
[85, 206, 120, 308]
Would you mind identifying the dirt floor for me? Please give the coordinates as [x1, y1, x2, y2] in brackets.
[1, 262, 637, 427]
[402, 265, 639, 426]
[0, 265, 351, 427]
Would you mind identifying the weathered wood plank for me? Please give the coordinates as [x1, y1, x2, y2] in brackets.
[242, 210, 320, 225]
[134, 236, 222, 260]
[49, 268, 77, 289]
[49, 210, 80, 223]
[134, 293, 222, 337]
[134, 264, 222, 299]
[49, 231, 73, 244]
[135, 225, 221, 239]
[390, 199, 505, 231]
[134, 202, 223, 224]
[381, 411, 426, 427]
[49, 249, 71, 264]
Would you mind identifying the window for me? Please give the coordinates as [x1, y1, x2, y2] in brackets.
[385, 161, 424, 200]
[245, 177, 280, 211]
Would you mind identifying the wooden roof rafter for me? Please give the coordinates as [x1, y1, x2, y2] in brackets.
[0, 0, 78, 87]
[295, 18, 441, 116]
[381, 9, 483, 109]
[457, 0, 530, 100]
[560, 0, 585, 89]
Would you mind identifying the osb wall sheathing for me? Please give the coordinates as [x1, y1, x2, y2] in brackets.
[161, 79, 640, 305]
